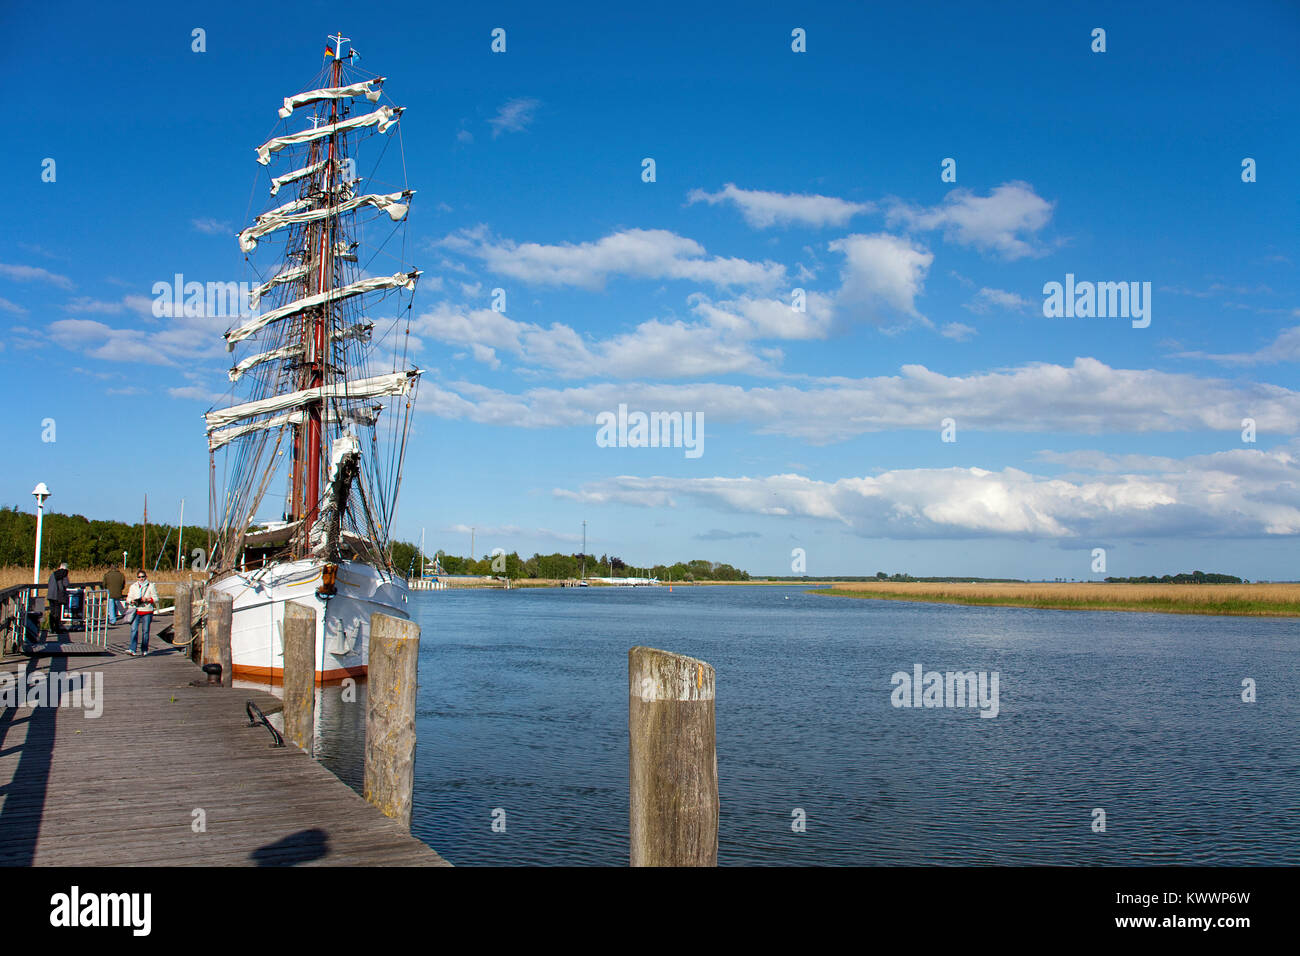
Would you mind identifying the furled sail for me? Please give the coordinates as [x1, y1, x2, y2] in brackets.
[308, 433, 363, 558]
[247, 264, 311, 309]
[278, 78, 385, 119]
[255, 181, 355, 225]
[225, 271, 419, 346]
[205, 370, 420, 432]
[207, 404, 383, 451]
[226, 344, 299, 382]
[256, 105, 403, 165]
[228, 322, 373, 381]
[255, 197, 311, 224]
[238, 190, 413, 252]
[269, 160, 326, 196]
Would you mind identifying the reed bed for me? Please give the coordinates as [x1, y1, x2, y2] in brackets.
[0, 566, 203, 595]
[811, 581, 1300, 617]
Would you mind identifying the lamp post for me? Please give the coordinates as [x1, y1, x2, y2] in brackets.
[31, 483, 50, 585]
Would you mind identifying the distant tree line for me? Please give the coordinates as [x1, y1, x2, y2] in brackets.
[394, 544, 750, 582]
[0, 510, 755, 582]
[1104, 571, 1245, 584]
[0, 515, 1251, 586]
[0, 506, 205, 571]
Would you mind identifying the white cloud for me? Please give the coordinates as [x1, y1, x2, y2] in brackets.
[687, 183, 874, 229]
[0, 262, 73, 289]
[470, 343, 501, 369]
[413, 302, 776, 378]
[488, 97, 540, 137]
[49, 313, 229, 366]
[964, 287, 1031, 314]
[66, 296, 128, 314]
[887, 181, 1055, 260]
[191, 218, 231, 235]
[1160, 282, 1273, 299]
[419, 357, 1300, 442]
[940, 322, 976, 341]
[1174, 325, 1300, 366]
[554, 445, 1300, 540]
[1034, 450, 1186, 473]
[0, 297, 27, 314]
[687, 290, 836, 341]
[828, 233, 933, 324]
[439, 226, 787, 290]
[168, 384, 231, 404]
[414, 281, 842, 380]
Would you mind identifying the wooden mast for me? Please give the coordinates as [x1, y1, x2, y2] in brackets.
[286, 35, 348, 553]
[302, 35, 346, 542]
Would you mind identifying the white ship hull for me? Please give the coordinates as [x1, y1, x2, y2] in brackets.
[209, 558, 410, 682]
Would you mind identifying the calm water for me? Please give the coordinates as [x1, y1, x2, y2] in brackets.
[312, 585, 1300, 866]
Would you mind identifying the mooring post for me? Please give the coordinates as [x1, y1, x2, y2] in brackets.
[173, 582, 191, 657]
[189, 582, 203, 663]
[283, 601, 317, 755]
[628, 646, 718, 866]
[206, 590, 233, 687]
[364, 612, 419, 829]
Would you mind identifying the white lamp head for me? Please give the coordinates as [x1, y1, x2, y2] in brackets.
[31, 482, 51, 502]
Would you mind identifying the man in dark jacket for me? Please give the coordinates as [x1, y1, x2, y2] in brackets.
[46, 563, 70, 635]
[103, 566, 126, 625]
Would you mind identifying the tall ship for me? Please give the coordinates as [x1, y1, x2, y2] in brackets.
[204, 34, 422, 682]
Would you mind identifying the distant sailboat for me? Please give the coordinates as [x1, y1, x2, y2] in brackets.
[204, 34, 423, 682]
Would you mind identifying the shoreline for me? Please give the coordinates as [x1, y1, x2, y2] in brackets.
[807, 583, 1300, 618]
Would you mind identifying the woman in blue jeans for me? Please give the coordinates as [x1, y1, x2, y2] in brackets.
[126, 570, 158, 656]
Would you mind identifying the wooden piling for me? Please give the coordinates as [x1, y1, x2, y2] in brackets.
[189, 583, 203, 663]
[205, 590, 233, 687]
[628, 646, 718, 867]
[282, 601, 317, 755]
[364, 612, 419, 829]
[172, 582, 191, 657]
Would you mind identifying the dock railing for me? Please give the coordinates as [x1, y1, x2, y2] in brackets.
[79, 587, 110, 647]
[2, 581, 134, 653]
[0, 585, 34, 655]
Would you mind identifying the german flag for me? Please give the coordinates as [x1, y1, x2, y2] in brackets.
[325, 46, 336, 58]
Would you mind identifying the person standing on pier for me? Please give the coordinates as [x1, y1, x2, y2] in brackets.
[46, 562, 70, 635]
[103, 565, 125, 625]
[127, 570, 158, 656]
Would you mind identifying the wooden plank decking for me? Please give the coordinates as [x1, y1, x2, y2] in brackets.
[0, 620, 450, 866]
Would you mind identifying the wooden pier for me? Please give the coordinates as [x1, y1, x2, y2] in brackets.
[0, 618, 450, 867]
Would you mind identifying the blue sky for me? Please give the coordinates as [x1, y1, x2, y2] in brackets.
[3, 0, 1298, 578]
